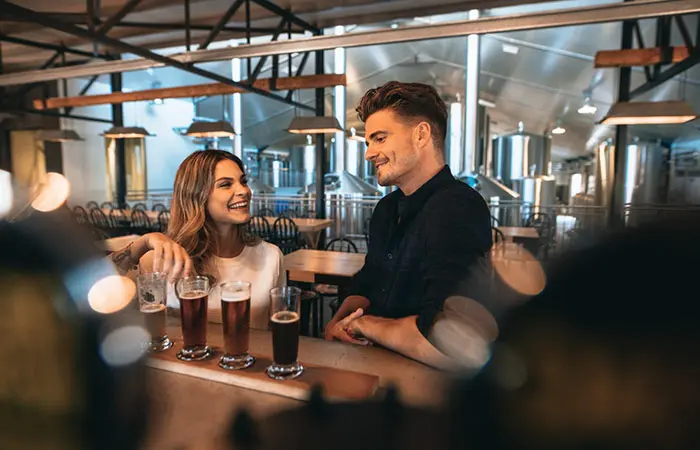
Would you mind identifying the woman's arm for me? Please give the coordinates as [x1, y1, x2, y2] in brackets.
[111, 233, 192, 280]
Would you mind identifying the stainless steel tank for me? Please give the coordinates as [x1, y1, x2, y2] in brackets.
[512, 175, 557, 223]
[624, 139, 668, 206]
[594, 140, 615, 207]
[492, 124, 552, 186]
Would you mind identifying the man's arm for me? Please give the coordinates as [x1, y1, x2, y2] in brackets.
[349, 314, 457, 369]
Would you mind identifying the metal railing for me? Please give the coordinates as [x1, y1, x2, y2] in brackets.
[116, 190, 700, 257]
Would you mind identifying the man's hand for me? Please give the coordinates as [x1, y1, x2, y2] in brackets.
[324, 308, 371, 345]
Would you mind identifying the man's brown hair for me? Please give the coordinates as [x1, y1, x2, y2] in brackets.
[356, 81, 448, 150]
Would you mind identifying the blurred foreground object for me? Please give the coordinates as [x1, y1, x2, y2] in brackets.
[0, 189, 147, 449]
[227, 220, 700, 450]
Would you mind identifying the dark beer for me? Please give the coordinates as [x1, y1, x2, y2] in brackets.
[178, 290, 208, 347]
[271, 311, 300, 365]
[221, 294, 250, 356]
[141, 303, 166, 341]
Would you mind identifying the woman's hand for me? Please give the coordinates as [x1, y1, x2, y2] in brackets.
[111, 233, 192, 280]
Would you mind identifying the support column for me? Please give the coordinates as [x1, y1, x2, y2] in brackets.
[463, 9, 480, 175]
[110, 72, 127, 209]
[448, 99, 463, 174]
[608, 17, 635, 228]
[231, 43, 243, 159]
[315, 33, 327, 232]
[333, 25, 346, 174]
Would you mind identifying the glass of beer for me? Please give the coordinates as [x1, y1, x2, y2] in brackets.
[219, 281, 255, 370]
[266, 286, 303, 380]
[175, 275, 212, 361]
[136, 272, 172, 352]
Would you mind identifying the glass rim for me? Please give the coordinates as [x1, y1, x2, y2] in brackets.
[220, 281, 251, 290]
[175, 275, 210, 291]
[270, 286, 301, 296]
[137, 271, 167, 280]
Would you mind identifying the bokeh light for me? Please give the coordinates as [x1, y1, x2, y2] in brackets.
[87, 275, 136, 314]
[31, 172, 70, 212]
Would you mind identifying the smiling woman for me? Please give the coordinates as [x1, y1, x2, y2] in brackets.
[139, 150, 285, 329]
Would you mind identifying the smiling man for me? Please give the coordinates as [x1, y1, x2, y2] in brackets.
[324, 81, 493, 369]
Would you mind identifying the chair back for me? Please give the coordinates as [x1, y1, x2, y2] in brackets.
[100, 201, 114, 210]
[492, 226, 505, 244]
[248, 216, 271, 240]
[130, 209, 151, 230]
[109, 208, 127, 228]
[257, 207, 275, 217]
[280, 208, 298, 218]
[89, 207, 110, 228]
[157, 210, 171, 233]
[131, 203, 147, 212]
[152, 203, 167, 213]
[301, 208, 315, 219]
[526, 212, 553, 236]
[86, 201, 99, 209]
[491, 215, 500, 226]
[326, 238, 358, 253]
[273, 217, 300, 254]
[72, 206, 89, 226]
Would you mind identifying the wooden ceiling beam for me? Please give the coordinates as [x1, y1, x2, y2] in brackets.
[594, 46, 690, 68]
[33, 74, 346, 110]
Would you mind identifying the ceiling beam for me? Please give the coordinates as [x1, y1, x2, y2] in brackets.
[199, 0, 245, 50]
[95, 0, 143, 35]
[0, 33, 112, 59]
[594, 46, 691, 68]
[1, 0, 699, 86]
[629, 48, 700, 98]
[0, 0, 314, 111]
[33, 74, 346, 110]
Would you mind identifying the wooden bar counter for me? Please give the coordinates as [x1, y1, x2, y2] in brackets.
[141, 317, 446, 449]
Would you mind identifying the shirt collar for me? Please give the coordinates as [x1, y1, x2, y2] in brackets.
[396, 165, 454, 222]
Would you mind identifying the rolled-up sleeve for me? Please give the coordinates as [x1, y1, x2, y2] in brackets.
[416, 192, 492, 336]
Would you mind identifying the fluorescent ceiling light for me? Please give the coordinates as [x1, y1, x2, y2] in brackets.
[38, 129, 84, 142]
[185, 120, 236, 138]
[288, 116, 343, 134]
[347, 127, 366, 142]
[551, 125, 566, 135]
[102, 126, 154, 138]
[502, 44, 519, 55]
[600, 101, 697, 125]
[577, 97, 597, 115]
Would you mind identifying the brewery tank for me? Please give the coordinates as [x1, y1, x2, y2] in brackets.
[492, 123, 552, 186]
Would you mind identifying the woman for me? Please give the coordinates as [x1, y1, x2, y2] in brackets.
[141, 150, 285, 329]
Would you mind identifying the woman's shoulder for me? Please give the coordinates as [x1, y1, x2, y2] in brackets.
[247, 240, 284, 261]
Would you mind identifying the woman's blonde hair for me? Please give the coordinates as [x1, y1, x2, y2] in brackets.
[167, 150, 260, 277]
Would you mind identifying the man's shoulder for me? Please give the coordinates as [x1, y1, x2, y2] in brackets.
[430, 179, 489, 212]
[374, 189, 401, 210]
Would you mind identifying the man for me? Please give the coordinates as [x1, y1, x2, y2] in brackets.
[324, 81, 494, 369]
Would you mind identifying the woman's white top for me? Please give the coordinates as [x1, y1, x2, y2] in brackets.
[167, 241, 285, 330]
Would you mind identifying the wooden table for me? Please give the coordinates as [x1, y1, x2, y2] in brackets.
[141, 318, 445, 450]
[498, 226, 539, 240]
[265, 217, 333, 249]
[284, 249, 365, 284]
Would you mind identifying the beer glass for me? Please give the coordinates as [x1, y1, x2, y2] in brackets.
[136, 272, 172, 352]
[219, 281, 255, 370]
[175, 276, 212, 361]
[267, 286, 303, 380]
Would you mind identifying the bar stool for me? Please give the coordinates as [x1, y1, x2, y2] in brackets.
[299, 290, 322, 338]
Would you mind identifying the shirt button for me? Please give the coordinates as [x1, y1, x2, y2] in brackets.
[387, 253, 393, 260]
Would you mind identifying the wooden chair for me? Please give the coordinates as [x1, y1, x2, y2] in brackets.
[248, 216, 272, 240]
[280, 208, 298, 218]
[326, 237, 358, 253]
[492, 226, 505, 244]
[273, 217, 301, 255]
[152, 203, 168, 213]
[130, 209, 152, 234]
[526, 212, 555, 258]
[157, 210, 171, 233]
[72, 206, 89, 226]
[89, 207, 110, 229]
[321, 237, 359, 318]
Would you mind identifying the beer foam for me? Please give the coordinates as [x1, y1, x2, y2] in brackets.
[140, 303, 166, 313]
[179, 290, 208, 300]
[221, 292, 249, 302]
[271, 311, 299, 323]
